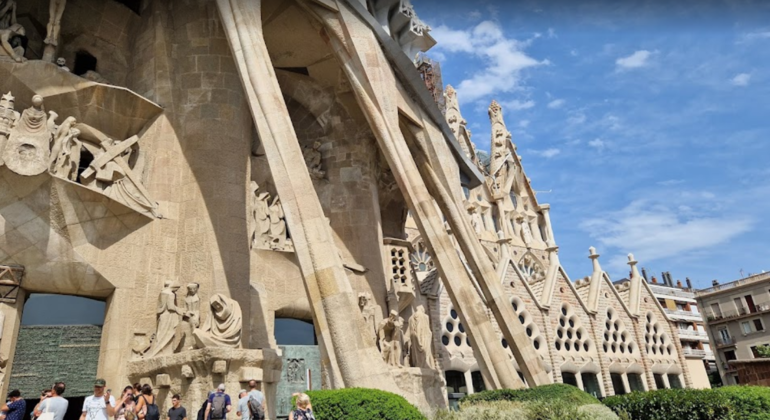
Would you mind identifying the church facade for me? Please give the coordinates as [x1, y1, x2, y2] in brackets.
[0, 0, 702, 418]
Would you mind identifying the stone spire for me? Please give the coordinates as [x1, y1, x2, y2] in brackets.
[586, 247, 603, 312]
[444, 85, 471, 158]
[488, 100, 512, 193]
[627, 253, 643, 315]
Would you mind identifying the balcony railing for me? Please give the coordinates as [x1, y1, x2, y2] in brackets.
[696, 272, 770, 296]
[682, 348, 708, 357]
[715, 337, 735, 347]
[678, 329, 709, 339]
[706, 303, 770, 322]
[663, 308, 704, 320]
[649, 284, 697, 300]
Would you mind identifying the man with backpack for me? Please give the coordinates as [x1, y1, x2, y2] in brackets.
[245, 380, 265, 420]
[203, 385, 231, 420]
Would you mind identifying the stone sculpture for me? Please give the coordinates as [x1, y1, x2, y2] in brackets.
[302, 140, 325, 180]
[44, 0, 67, 47]
[145, 281, 181, 358]
[174, 283, 200, 353]
[358, 293, 382, 347]
[0, 22, 24, 62]
[49, 116, 81, 180]
[193, 293, 242, 348]
[269, 196, 287, 251]
[377, 310, 404, 367]
[249, 181, 271, 250]
[519, 217, 533, 246]
[0, 92, 19, 166]
[286, 358, 305, 383]
[0, 0, 15, 29]
[1, 95, 54, 175]
[56, 57, 70, 72]
[405, 306, 435, 369]
[80, 134, 161, 218]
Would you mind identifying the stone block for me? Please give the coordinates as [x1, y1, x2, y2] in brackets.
[182, 365, 195, 379]
[212, 360, 227, 374]
[156, 374, 171, 388]
[239, 367, 261, 382]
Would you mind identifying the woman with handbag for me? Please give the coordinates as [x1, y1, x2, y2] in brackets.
[114, 387, 136, 420]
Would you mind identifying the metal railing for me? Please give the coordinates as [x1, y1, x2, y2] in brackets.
[715, 337, 735, 347]
[664, 308, 704, 319]
[696, 272, 770, 296]
[683, 348, 707, 357]
[706, 303, 770, 322]
[649, 284, 697, 300]
[678, 329, 709, 339]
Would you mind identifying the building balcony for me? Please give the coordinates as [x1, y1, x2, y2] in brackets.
[696, 272, 770, 297]
[715, 337, 735, 348]
[663, 308, 704, 321]
[682, 348, 708, 357]
[706, 303, 770, 324]
[678, 329, 710, 340]
[649, 284, 697, 301]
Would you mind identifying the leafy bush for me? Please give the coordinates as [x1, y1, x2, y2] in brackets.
[577, 404, 620, 420]
[427, 401, 617, 420]
[428, 401, 528, 420]
[715, 386, 770, 420]
[304, 388, 425, 420]
[462, 384, 600, 407]
[603, 388, 733, 420]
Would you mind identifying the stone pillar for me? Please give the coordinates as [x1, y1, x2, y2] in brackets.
[0, 289, 26, 397]
[98, 288, 136, 388]
[621, 373, 631, 395]
[216, 0, 396, 391]
[463, 370, 474, 395]
[539, 204, 556, 249]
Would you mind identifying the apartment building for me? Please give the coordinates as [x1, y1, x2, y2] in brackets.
[696, 272, 770, 385]
[647, 271, 715, 388]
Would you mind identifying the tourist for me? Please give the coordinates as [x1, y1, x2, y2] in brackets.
[36, 382, 68, 420]
[167, 394, 186, 420]
[81, 379, 116, 420]
[245, 380, 265, 420]
[235, 391, 248, 420]
[132, 384, 142, 404]
[196, 392, 213, 420]
[288, 393, 314, 420]
[135, 384, 159, 420]
[1, 390, 26, 420]
[203, 384, 231, 420]
[31, 389, 51, 420]
[114, 386, 136, 420]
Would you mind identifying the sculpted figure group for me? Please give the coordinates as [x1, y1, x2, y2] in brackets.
[249, 181, 291, 252]
[142, 282, 243, 359]
[358, 294, 436, 370]
[0, 92, 161, 218]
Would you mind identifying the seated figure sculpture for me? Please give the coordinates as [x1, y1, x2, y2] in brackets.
[193, 294, 242, 348]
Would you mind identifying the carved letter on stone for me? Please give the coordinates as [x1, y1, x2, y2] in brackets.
[406, 306, 435, 369]
[193, 294, 242, 348]
[145, 281, 181, 358]
[377, 310, 404, 367]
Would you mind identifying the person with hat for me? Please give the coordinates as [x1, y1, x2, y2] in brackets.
[203, 384, 231, 420]
[1, 390, 25, 420]
[81, 379, 116, 420]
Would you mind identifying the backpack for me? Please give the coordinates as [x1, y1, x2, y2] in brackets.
[247, 393, 265, 420]
[292, 409, 315, 420]
[142, 396, 160, 420]
[197, 398, 209, 420]
[209, 393, 227, 420]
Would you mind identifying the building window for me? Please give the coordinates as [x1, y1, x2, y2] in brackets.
[653, 374, 666, 390]
[581, 373, 603, 398]
[561, 372, 578, 388]
[471, 371, 485, 393]
[668, 375, 683, 389]
[628, 373, 645, 392]
[711, 303, 722, 318]
[719, 328, 730, 343]
[445, 371, 467, 394]
[742, 321, 752, 335]
[724, 350, 737, 361]
[610, 373, 626, 396]
[754, 319, 764, 332]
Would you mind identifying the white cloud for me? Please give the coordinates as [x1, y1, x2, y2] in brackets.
[567, 112, 586, 125]
[431, 21, 547, 103]
[499, 99, 535, 111]
[588, 138, 605, 149]
[519, 120, 530, 128]
[616, 50, 652, 69]
[657, 179, 685, 186]
[739, 30, 770, 43]
[530, 148, 561, 158]
[581, 200, 754, 272]
[547, 99, 565, 109]
[547, 28, 557, 39]
[731, 73, 751, 86]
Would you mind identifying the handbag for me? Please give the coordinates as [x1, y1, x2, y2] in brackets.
[37, 399, 55, 420]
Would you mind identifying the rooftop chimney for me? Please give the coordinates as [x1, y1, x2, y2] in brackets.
[676, 279, 682, 288]
[712, 279, 720, 286]
[686, 277, 692, 290]
[642, 267, 649, 282]
[652, 276, 658, 284]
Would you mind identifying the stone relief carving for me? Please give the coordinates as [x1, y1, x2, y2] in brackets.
[518, 216, 533, 246]
[55, 57, 70, 72]
[405, 306, 435, 369]
[193, 293, 242, 348]
[286, 358, 305, 383]
[0, 23, 24, 62]
[377, 310, 404, 367]
[0, 0, 16, 29]
[518, 253, 546, 284]
[174, 282, 200, 353]
[0, 92, 19, 167]
[145, 281, 181, 358]
[1, 95, 53, 175]
[249, 181, 272, 250]
[44, 0, 67, 49]
[302, 140, 325, 180]
[269, 196, 287, 250]
[358, 292, 382, 347]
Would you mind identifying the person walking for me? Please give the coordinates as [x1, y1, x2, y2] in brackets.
[234, 391, 248, 420]
[114, 386, 136, 420]
[196, 392, 213, 420]
[288, 394, 314, 420]
[36, 382, 68, 420]
[167, 395, 187, 420]
[135, 385, 159, 420]
[245, 381, 265, 420]
[203, 384, 230, 420]
[81, 380, 116, 420]
[1, 390, 26, 420]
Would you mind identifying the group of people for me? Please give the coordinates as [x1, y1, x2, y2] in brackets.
[1, 379, 314, 420]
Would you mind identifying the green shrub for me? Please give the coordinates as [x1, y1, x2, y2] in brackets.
[603, 388, 733, 420]
[427, 400, 618, 420]
[428, 401, 528, 420]
[715, 386, 770, 420]
[304, 388, 425, 420]
[461, 384, 600, 407]
[577, 404, 620, 420]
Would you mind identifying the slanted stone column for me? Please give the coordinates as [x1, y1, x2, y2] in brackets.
[0, 288, 26, 397]
[539, 204, 557, 249]
[216, 0, 396, 392]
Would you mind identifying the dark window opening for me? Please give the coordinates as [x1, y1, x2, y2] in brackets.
[561, 371, 578, 387]
[76, 148, 94, 183]
[470, 370, 485, 393]
[628, 373, 645, 392]
[113, 0, 141, 15]
[581, 373, 602, 398]
[274, 318, 317, 345]
[275, 67, 310, 76]
[668, 374, 683, 389]
[724, 350, 737, 361]
[73, 51, 97, 76]
[445, 370, 467, 394]
[654, 373, 666, 389]
[611, 373, 626, 395]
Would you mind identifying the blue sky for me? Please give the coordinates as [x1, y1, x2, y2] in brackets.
[418, 0, 770, 288]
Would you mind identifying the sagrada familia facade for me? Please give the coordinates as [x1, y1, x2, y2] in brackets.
[0, 0, 703, 417]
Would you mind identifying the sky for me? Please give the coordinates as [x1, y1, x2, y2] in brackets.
[418, 0, 770, 289]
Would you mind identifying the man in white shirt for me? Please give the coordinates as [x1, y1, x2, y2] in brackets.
[36, 382, 68, 420]
[80, 379, 116, 420]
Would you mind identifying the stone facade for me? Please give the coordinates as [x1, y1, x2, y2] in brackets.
[0, 0, 699, 418]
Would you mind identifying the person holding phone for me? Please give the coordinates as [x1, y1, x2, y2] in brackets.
[81, 379, 116, 420]
[35, 383, 67, 420]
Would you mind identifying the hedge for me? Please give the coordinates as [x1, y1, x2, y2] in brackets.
[714, 386, 770, 420]
[461, 383, 600, 407]
[603, 388, 733, 420]
[303, 388, 425, 420]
